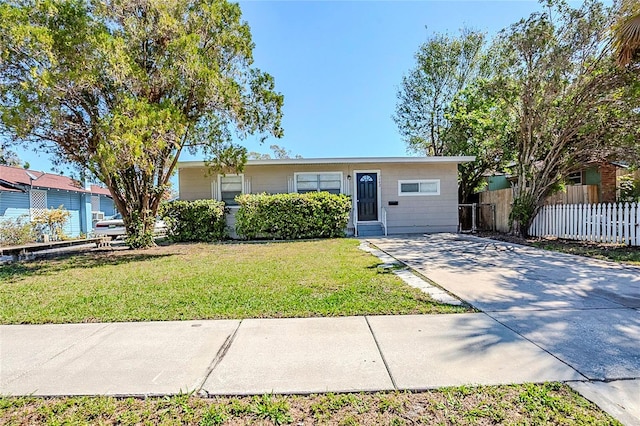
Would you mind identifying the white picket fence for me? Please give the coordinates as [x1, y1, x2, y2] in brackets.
[529, 202, 640, 246]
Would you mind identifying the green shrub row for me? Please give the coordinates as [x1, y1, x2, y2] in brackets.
[160, 199, 227, 242]
[235, 192, 352, 240]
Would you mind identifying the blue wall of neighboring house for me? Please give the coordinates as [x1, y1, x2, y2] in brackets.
[0, 189, 107, 238]
[0, 191, 30, 220]
[47, 190, 83, 237]
[99, 196, 116, 217]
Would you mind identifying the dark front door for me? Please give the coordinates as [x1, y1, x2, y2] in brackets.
[357, 173, 378, 221]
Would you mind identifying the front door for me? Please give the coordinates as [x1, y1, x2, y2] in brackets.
[356, 173, 378, 221]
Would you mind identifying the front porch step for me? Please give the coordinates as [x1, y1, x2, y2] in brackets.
[357, 222, 384, 237]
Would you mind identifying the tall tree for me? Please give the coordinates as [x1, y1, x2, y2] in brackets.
[247, 144, 301, 160]
[0, 144, 21, 166]
[394, 28, 485, 157]
[445, 79, 517, 203]
[493, 0, 640, 236]
[0, 0, 283, 248]
[394, 28, 515, 202]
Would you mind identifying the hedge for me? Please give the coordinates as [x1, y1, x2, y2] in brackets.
[160, 199, 227, 242]
[235, 192, 352, 240]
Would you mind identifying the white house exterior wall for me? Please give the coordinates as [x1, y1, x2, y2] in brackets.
[178, 160, 461, 235]
[380, 163, 458, 233]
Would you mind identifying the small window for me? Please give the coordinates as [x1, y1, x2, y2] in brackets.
[567, 171, 582, 185]
[220, 175, 243, 205]
[295, 173, 342, 194]
[398, 179, 440, 196]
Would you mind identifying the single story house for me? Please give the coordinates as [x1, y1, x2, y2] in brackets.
[0, 164, 116, 238]
[178, 156, 474, 237]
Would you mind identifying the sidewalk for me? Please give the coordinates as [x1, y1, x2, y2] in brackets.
[1, 314, 581, 397]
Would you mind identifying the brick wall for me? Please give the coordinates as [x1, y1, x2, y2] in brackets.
[599, 163, 617, 203]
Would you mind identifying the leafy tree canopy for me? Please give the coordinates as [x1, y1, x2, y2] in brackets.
[492, 0, 640, 235]
[0, 0, 284, 247]
[394, 28, 516, 202]
[247, 144, 302, 160]
[0, 144, 21, 166]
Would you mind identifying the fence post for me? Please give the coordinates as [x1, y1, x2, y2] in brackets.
[594, 204, 601, 242]
[472, 203, 477, 233]
[632, 202, 638, 246]
[578, 204, 583, 241]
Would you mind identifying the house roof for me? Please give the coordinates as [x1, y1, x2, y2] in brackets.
[0, 164, 111, 196]
[178, 156, 476, 168]
[90, 184, 112, 197]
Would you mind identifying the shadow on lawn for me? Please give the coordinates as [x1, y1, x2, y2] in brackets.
[0, 252, 176, 282]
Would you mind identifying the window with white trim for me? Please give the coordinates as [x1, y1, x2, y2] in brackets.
[295, 172, 342, 194]
[219, 174, 243, 205]
[567, 171, 582, 185]
[398, 179, 440, 196]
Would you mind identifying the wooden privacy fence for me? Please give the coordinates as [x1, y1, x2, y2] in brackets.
[479, 185, 600, 233]
[529, 202, 640, 246]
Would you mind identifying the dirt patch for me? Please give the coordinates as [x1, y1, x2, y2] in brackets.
[475, 231, 640, 265]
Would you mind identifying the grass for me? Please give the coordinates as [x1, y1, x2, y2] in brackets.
[530, 238, 640, 265]
[0, 239, 468, 324]
[0, 384, 621, 425]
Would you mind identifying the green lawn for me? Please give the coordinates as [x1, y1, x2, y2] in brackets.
[0, 239, 467, 324]
[0, 383, 620, 425]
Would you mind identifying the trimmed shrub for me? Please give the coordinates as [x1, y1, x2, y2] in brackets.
[160, 199, 227, 242]
[235, 192, 352, 240]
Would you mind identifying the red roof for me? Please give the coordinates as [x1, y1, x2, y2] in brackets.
[0, 164, 110, 196]
[90, 184, 112, 197]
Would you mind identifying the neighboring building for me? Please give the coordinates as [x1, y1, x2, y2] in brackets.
[484, 162, 626, 203]
[0, 165, 115, 238]
[178, 156, 474, 237]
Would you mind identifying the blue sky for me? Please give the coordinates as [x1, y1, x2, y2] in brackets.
[14, 0, 557, 174]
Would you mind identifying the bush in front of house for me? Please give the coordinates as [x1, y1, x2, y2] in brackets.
[160, 199, 227, 242]
[618, 174, 640, 203]
[31, 205, 71, 242]
[0, 215, 36, 246]
[235, 192, 352, 240]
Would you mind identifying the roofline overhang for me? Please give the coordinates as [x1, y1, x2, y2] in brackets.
[178, 156, 476, 168]
[0, 179, 27, 192]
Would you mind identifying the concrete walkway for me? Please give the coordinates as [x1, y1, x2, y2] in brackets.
[368, 234, 640, 425]
[1, 233, 638, 424]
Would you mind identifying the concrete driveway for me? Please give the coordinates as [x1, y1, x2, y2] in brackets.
[368, 233, 640, 424]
